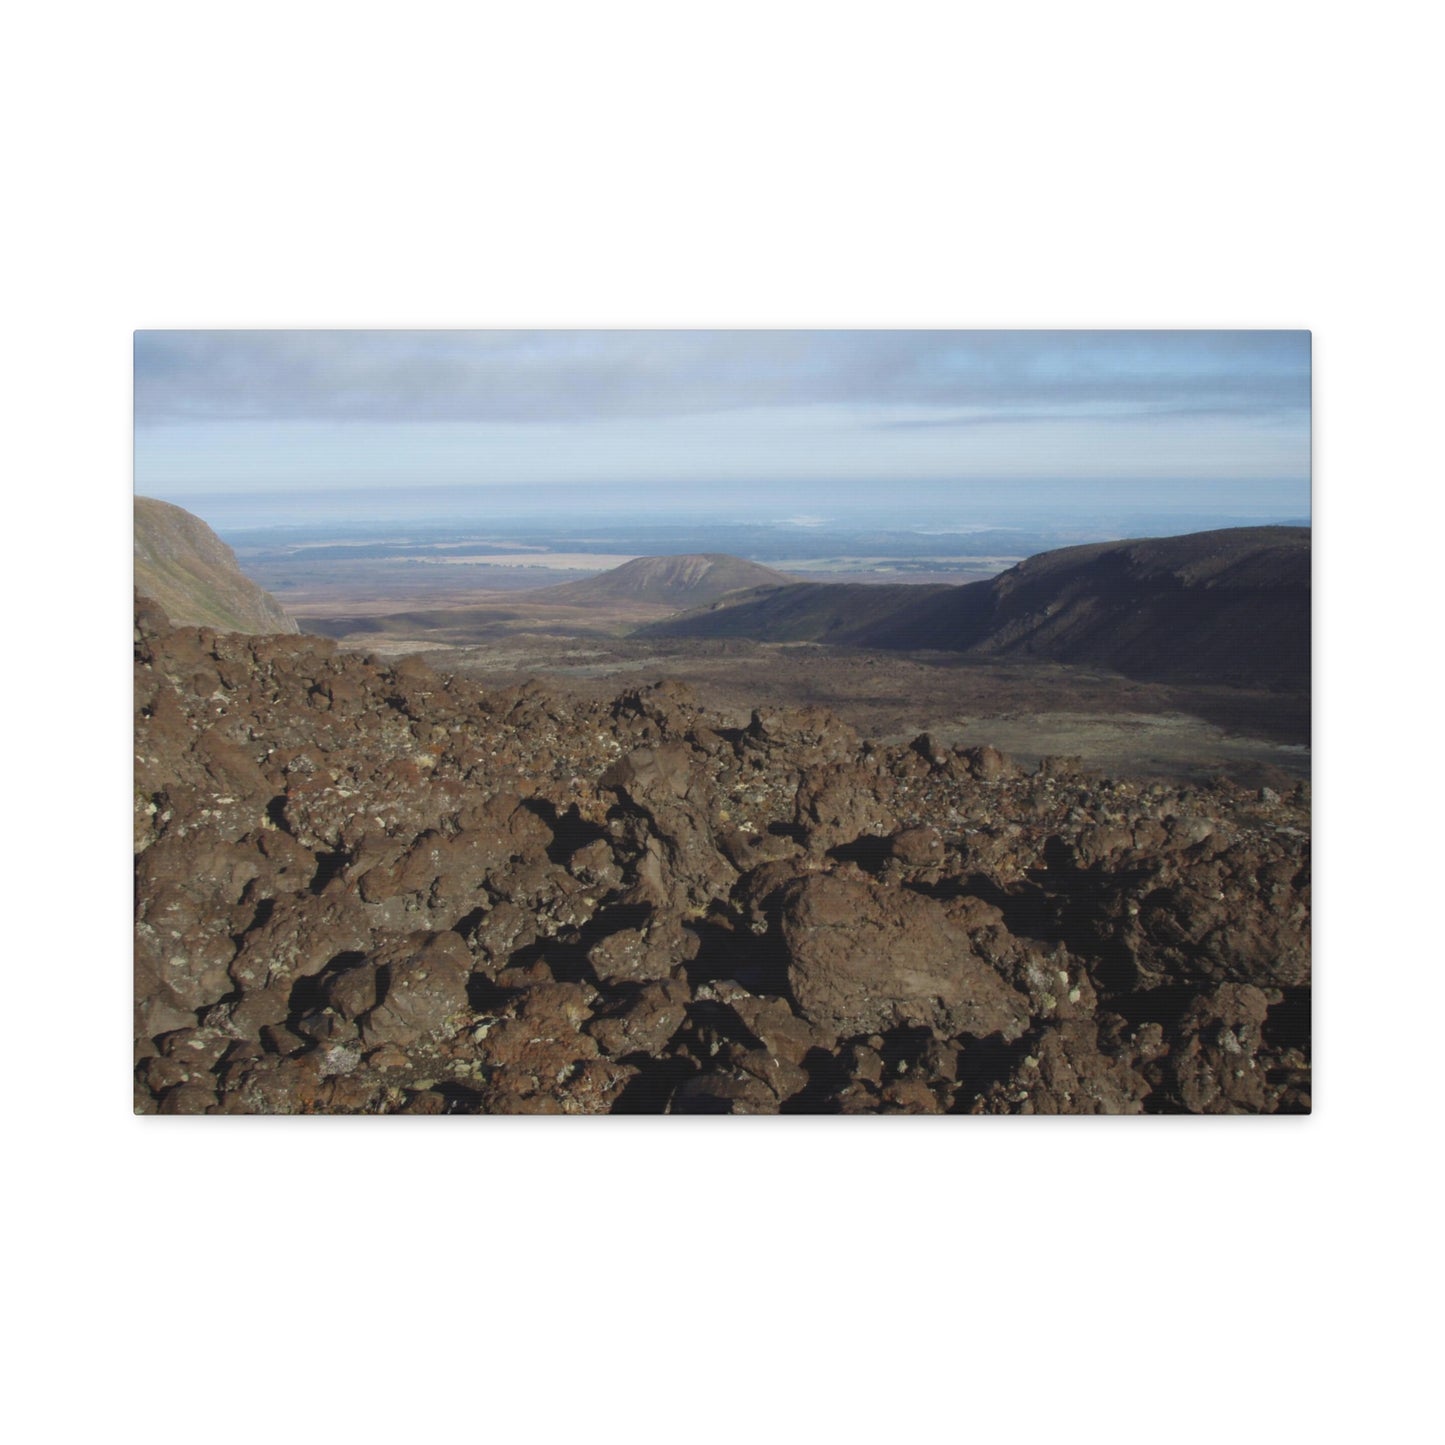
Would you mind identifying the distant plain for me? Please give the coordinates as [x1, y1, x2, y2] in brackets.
[225, 510, 1310, 787]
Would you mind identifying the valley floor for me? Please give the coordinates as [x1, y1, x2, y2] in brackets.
[347, 632, 1310, 788]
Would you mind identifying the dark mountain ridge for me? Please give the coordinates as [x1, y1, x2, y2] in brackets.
[642, 526, 1309, 690]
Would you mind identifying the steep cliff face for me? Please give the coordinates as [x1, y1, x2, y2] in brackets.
[134, 597, 1310, 1116]
[134, 496, 298, 634]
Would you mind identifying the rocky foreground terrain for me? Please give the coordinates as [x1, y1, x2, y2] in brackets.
[135, 595, 1310, 1115]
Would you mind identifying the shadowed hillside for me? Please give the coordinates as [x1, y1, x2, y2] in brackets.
[644, 527, 1309, 691]
[637, 580, 951, 644]
[135, 496, 298, 634]
[864, 526, 1310, 688]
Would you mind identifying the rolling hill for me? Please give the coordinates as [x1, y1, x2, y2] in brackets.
[532, 553, 797, 607]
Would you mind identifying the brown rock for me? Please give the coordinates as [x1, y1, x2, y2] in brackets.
[359, 932, 473, 1047]
[779, 873, 1030, 1041]
[325, 963, 384, 1022]
[362, 1045, 407, 1072]
[138, 1055, 195, 1096]
[158, 1083, 219, 1115]
[959, 745, 1010, 781]
[973, 1022, 1150, 1115]
[587, 980, 691, 1057]
[670, 1066, 779, 1114]
[259, 1023, 310, 1057]
[721, 994, 832, 1065]
[888, 825, 945, 868]
[477, 983, 599, 1088]
[587, 919, 700, 986]
[222, 983, 295, 1036]
[600, 743, 697, 803]
[734, 1047, 809, 1103]
[554, 1058, 639, 1113]
[1162, 984, 1277, 1113]
[793, 762, 895, 852]
[880, 1077, 944, 1113]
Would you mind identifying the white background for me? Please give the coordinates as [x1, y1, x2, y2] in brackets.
[4, 2, 1439, 1441]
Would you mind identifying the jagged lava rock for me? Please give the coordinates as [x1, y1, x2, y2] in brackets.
[778, 873, 1030, 1041]
[134, 595, 1310, 1116]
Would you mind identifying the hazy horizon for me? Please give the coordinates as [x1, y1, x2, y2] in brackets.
[134, 331, 1310, 535]
[141, 476, 1309, 535]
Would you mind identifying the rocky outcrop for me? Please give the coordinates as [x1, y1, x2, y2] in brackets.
[778, 874, 1030, 1040]
[135, 496, 298, 634]
[134, 596, 1311, 1115]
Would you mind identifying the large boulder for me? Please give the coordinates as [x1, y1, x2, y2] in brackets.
[777, 873, 1029, 1041]
[357, 932, 473, 1047]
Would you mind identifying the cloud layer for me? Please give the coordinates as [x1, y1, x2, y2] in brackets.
[135, 330, 1310, 427]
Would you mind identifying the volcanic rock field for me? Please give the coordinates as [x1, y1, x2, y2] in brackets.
[134, 591, 1310, 1114]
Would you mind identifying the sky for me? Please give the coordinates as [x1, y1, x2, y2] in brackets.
[133, 331, 1311, 525]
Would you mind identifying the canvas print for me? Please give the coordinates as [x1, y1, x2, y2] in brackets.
[133, 331, 1311, 1115]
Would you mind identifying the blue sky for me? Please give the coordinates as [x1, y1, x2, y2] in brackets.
[133, 331, 1310, 521]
